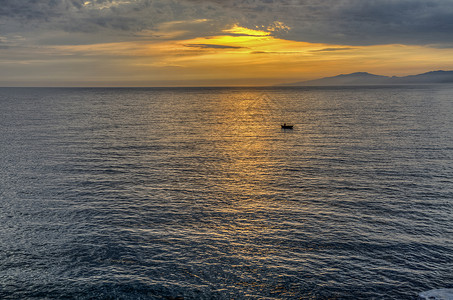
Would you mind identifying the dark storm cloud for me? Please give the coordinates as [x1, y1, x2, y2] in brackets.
[320, 0, 453, 45]
[183, 0, 453, 46]
[0, 0, 227, 42]
[1, 0, 453, 46]
[0, 0, 153, 31]
[0, 0, 81, 19]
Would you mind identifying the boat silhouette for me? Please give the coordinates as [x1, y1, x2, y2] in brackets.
[281, 123, 294, 129]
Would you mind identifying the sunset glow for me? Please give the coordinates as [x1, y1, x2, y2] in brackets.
[33, 23, 453, 86]
[1, 0, 453, 86]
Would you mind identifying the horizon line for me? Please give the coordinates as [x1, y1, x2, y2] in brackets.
[1, 69, 452, 89]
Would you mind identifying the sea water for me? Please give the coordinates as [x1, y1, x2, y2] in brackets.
[0, 86, 452, 299]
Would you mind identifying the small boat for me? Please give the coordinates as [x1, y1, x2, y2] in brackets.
[281, 123, 294, 129]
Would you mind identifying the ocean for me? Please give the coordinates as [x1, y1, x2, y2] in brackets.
[1, 86, 452, 299]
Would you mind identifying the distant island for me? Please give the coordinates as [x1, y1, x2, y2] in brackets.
[282, 70, 453, 86]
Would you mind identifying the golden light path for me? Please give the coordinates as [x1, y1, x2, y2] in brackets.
[51, 22, 453, 86]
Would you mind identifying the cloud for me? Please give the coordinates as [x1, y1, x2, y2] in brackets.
[0, 1, 159, 35]
[222, 25, 271, 37]
[0, 0, 231, 47]
[183, 0, 453, 46]
[134, 19, 222, 41]
[2, 0, 453, 47]
[0, 34, 26, 49]
[321, 0, 453, 46]
[311, 48, 356, 52]
[185, 44, 245, 49]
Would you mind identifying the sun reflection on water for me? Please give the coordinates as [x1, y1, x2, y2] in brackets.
[209, 91, 281, 200]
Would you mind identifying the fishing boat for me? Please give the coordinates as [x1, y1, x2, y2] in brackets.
[281, 123, 294, 129]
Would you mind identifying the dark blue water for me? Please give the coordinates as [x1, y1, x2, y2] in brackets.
[1, 86, 452, 299]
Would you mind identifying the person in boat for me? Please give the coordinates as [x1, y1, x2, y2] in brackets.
[282, 123, 293, 129]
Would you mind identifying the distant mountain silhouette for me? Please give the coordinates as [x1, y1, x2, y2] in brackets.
[283, 70, 453, 86]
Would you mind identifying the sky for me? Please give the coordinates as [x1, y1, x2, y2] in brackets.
[1, 0, 453, 86]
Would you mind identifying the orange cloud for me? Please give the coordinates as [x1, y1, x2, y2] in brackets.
[39, 24, 453, 85]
